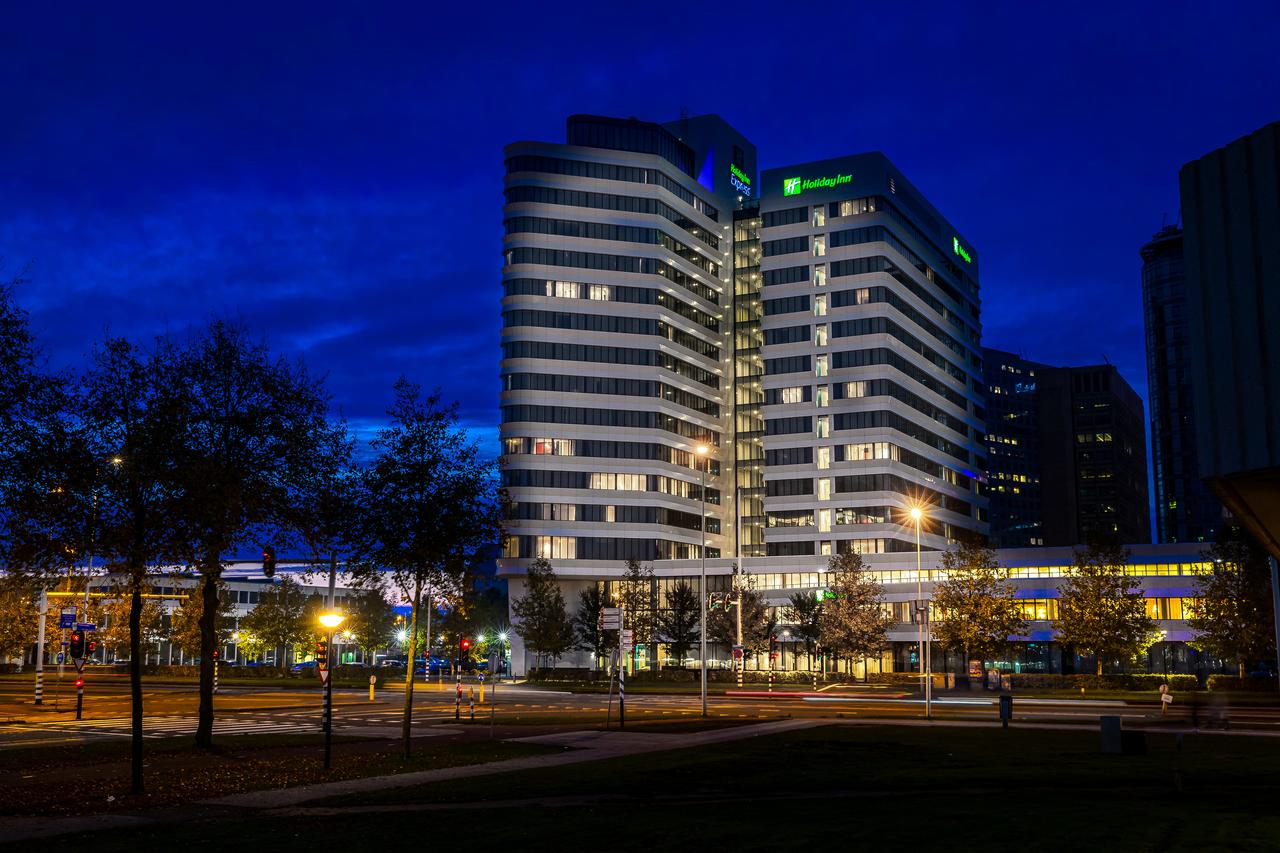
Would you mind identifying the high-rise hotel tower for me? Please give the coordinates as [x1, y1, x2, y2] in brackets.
[501, 115, 754, 567]
[500, 115, 987, 670]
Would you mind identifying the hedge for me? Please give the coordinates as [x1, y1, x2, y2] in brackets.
[1007, 673, 1197, 691]
[1207, 675, 1279, 692]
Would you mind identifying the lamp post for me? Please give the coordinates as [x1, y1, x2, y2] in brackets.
[909, 506, 931, 719]
[696, 444, 709, 717]
[318, 610, 346, 769]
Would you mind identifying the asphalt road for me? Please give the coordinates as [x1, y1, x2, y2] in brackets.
[3, 675, 1278, 749]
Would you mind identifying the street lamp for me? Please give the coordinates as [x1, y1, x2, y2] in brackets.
[696, 443, 709, 717]
[318, 610, 345, 769]
[908, 505, 931, 719]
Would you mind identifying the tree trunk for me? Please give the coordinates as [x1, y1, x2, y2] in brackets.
[401, 578, 421, 758]
[195, 553, 219, 748]
[129, 571, 145, 794]
[1239, 661, 1247, 679]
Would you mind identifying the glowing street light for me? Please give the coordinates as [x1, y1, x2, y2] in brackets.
[319, 612, 346, 630]
[907, 503, 931, 719]
[316, 610, 346, 769]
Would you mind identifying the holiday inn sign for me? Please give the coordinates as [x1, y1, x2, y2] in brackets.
[783, 173, 853, 196]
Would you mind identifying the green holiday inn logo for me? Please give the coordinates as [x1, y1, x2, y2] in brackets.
[783, 174, 852, 197]
[952, 236, 972, 264]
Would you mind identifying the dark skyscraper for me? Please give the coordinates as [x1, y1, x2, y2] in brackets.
[1180, 121, 1280, 558]
[984, 350, 1151, 547]
[1141, 225, 1221, 544]
[983, 348, 1046, 547]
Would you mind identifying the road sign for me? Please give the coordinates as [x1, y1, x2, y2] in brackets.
[601, 607, 623, 630]
[319, 668, 330, 684]
[76, 623, 97, 632]
[620, 629, 633, 649]
[56, 652, 65, 664]
[59, 610, 77, 629]
[732, 645, 744, 661]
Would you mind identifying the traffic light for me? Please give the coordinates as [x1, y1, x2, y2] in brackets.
[460, 637, 471, 653]
[211, 648, 219, 661]
[315, 640, 328, 668]
[262, 545, 277, 578]
[86, 638, 98, 656]
[69, 630, 85, 659]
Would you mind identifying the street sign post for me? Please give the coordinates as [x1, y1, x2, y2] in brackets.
[76, 623, 97, 632]
[58, 610, 76, 629]
[620, 629, 634, 650]
[601, 607, 623, 631]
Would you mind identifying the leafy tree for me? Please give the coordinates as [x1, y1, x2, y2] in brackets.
[709, 585, 775, 657]
[511, 558, 575, 669]
[572, 584, 616, 669]
[655, 580, 700, 666]
[238, 576, 308, 666]
[618, 559, 656, 670]
[0, 573, 39, 660]
[288, 419, 362, 607]
[169, 578, 238, 657]
[818, 551, 891, 675]
[168, 320, 330, 748]
[357, 379, 501, 756]
[931, 540, 1027, 668]
[98, 583, 166, 653]
[1189, 527, 1277, 677]
[346, 583, 398, 661]
[784, 591, 824, 665]
[73, 336, 186, 794]
[1055, 538, 1159, 675]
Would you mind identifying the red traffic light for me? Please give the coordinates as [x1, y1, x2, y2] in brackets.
[460, 638, 471, 651]
[75, 679, 84, 688]
[211, 648, 219, 660]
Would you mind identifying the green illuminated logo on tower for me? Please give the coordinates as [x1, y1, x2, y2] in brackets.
[782, 174, 852, 197]
[952, 237, 972, 264]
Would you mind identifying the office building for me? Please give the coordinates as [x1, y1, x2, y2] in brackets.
[1140, 225, 1221, 543]
[983, 348, 1045, 547]
[1037, 363, 1151, 545]
[756, 155, 989, 558]
[499, 113, 990, 673]
[1180, 121, 1280, 559]
[983, 351, 1151, 547]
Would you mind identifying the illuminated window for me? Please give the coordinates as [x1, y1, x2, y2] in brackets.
[814, 324, 828, 347]
[817, 509, 832, 533]
[813, 264, 827, 287]
[815, 446, 831, 470]
[814, 295, 828, 316]
[812, 206, 825, 227]
[816, 416, 830, 438]
[781, 385, 805, 404]
[845, 380, 868, 398]
[855, 287, 871, 305]
[588, 284, 610, 301]
[535, 536, 576, 559]
[815, 385, 830, 407]
[817, 477, 832, 501]
[815, 355, 828, 377]
[813, 236, 826, 257]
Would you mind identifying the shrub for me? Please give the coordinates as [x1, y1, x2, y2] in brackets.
[1207, 675, 1278, 692]
[1007, 673, 1197, 691]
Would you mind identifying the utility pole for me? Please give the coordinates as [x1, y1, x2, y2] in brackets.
[34, 591, 47, 705]
[696, 445, 709, 717]
[734, 567, 744, 689]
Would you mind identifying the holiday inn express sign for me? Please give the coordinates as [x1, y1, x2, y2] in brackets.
[783, 173, 852, 196]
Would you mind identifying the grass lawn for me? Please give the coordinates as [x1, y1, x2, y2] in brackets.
[43, 724, 1280, 852]
[0, 732, 562, 818]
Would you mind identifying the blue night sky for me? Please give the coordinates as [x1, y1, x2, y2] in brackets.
[4, 3, 1278, 455]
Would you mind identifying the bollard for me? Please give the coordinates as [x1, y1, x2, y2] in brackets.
[369, 675, 376, 702]
[813, 670, 818, 692]
[469, 687, 475, 722]
[618, 666, 625, 729]
[768, 667, 774, 693]
[478, 675, 485, 704]
[455, 676, 462, 720]
[213, 659, 219, 696]
[999, 694, 1012, 729]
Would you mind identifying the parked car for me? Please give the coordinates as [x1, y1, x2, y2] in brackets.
[290, 660, 317, 673]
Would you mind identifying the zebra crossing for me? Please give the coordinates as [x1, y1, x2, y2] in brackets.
[0, 713, 321, 747]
